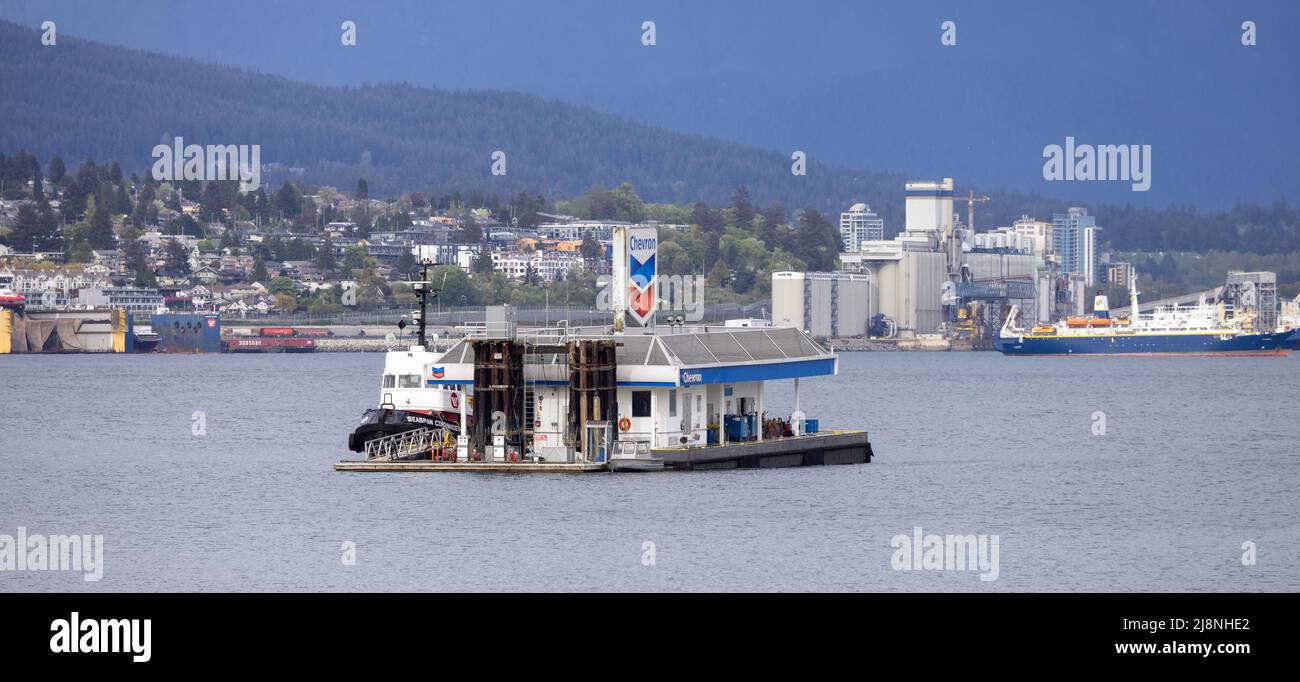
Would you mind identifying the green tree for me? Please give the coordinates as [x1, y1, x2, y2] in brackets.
[315, 235, 337, 276]
[394, 250, 418, 279]
[274, 292, 298, 312]
[472, 248, 494, 274]
[340, 244, 372, 275]
[200, 181, 226, 222]
[8, 203, 54, 251]
[273, 181, 302, 220]
[731, 185, 755, 232]
[268, 276, 295, 295]
[47, 156, 66, 184]
[453, 215, 482, 244]
[580, 232, 602, 260]
[430, 265, 475, 306]
[115, 185, 132, 216]
[88, 194, 115, 249]
[251, 256, 269, 283]
[707, 259, 731, 288]
[165, 238, 191, 273]
[122, 235, 149, 273]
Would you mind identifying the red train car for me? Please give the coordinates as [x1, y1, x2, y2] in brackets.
[294, 327, 332, 338]
[259, 327, 295, 337]
[223, 337, 316, 352]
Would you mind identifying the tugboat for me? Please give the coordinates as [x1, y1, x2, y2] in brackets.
[0, 288, 26, 311]
[997, 275, 1293, 356]
[347, 262, 473, 453]
[132, 327, 161, 352]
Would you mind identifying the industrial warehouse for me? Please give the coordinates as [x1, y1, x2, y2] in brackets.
[774, 178, 1285, 351]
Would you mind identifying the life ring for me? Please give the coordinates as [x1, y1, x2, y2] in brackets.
[618, 417, 631, 432]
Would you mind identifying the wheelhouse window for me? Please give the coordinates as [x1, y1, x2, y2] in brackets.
[383, 375, 396, 388]
[398, 375, 422, 388]
[632, 390, 652, 418]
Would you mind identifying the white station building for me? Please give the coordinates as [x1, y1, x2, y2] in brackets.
[427, 325, 837, 457]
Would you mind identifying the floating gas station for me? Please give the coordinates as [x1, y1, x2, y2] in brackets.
[335, 225, 873, 472]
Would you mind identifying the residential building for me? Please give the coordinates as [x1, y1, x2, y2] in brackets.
[1008, 216, 1053, 255]
[839, 203, 885, 252]
[1052, 207, 1102, 286]
[4, 267, 110, 309]
[1106, 262, 1133, 288]
[490, 251, 582, 282]
[77, 286, 165, 313]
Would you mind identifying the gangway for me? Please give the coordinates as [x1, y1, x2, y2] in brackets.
[363, 427, 449, 461]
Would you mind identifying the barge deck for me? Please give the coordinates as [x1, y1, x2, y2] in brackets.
[654, 430, 872, 470]
[334, 430, 872, 473]
[334, 460, 607, 473]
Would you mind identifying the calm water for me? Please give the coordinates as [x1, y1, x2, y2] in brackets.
[2, 351, 1298, 592]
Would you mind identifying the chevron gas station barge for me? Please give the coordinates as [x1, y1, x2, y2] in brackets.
[336, 227, 873, 473]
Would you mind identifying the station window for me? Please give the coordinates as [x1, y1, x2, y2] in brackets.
[399, 375, 422, 388]
[632, 391, 652, 418]
[383, 375, 396, 388]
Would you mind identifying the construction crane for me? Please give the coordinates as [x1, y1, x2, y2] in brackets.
[942, 190, 991, 280]
[954, 190, 991, 232]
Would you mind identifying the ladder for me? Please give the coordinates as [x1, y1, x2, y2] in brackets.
[363, 427, 446, 461]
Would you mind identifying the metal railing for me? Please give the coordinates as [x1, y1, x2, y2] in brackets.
[363, 427, 448, 461]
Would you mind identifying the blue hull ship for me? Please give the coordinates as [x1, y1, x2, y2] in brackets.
[997, 277, 1296, 357]
[995, 329, 1294, 356]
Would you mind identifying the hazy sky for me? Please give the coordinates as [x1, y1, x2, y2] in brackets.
[2, 0, 1297, 208]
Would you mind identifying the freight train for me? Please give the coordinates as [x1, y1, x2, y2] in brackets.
[219, 326, 327, 352]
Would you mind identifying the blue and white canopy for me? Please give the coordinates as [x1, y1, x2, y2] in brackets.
[431, 327, 837, 388]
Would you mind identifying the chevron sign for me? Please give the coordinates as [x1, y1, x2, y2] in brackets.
[627, 227, 657, 325]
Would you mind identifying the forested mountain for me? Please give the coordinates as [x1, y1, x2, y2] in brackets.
[0, 19, 906, 224]
[4, 19, 1299, 257]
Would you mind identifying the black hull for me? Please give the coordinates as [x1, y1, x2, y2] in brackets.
[347, 408, 465, 452]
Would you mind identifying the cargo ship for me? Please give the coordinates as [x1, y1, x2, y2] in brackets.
[997, 277, 1295, 356]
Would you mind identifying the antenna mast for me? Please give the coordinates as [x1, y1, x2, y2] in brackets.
[412, 259, 438, 347]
